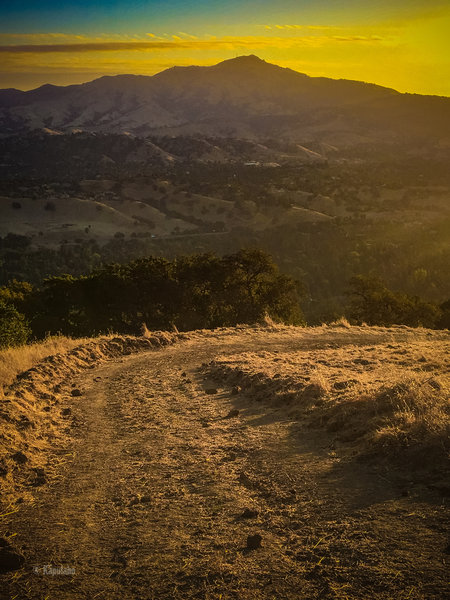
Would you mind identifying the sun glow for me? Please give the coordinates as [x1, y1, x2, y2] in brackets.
[0, 2, 448, 95]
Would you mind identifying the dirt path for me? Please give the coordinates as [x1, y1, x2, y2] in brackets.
[2, 332, 448, 599]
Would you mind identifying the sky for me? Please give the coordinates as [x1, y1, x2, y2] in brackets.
[0, 1, 449, 95]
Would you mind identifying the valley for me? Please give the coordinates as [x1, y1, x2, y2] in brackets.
[1, 56, 449, 321]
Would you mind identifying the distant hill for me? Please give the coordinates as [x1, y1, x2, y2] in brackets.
[1, 55, 449, 148]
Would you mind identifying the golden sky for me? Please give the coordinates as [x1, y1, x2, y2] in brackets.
[0, 1, 449, 95]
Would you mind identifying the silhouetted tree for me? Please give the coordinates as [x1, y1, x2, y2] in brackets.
[347, 275, 440, 328]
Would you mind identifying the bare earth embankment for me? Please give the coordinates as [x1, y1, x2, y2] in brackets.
[0, 325, 449, 599]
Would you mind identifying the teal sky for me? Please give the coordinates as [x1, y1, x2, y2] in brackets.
[1, 1, 445, 33]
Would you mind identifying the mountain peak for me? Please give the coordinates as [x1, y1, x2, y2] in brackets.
[214, 55, 268, 68]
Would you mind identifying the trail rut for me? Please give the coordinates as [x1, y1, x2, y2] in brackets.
[1, 331, 448, 599]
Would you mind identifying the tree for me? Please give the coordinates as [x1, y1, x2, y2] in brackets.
[0, 300, 30, 348]
[221, 249, 304, 325]
[347, 275, 440, 328]
[436, 299, 450, 329]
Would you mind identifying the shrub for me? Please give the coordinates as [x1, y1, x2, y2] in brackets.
[0, 301, 31, 349]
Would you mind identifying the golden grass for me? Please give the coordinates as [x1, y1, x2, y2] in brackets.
[0, 335, 91, 398]
[207, 333, 450, 473]
[0, 331, 186, 509]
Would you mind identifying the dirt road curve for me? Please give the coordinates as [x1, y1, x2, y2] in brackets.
[2, 332, 448, 599]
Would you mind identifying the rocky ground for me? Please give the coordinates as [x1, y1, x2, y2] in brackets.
[0, 325, 449, 599]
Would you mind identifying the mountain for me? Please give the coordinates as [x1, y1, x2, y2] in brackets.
[1, 55, 449, 148]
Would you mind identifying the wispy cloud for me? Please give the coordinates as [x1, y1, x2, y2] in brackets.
[0, 31, 386, 55]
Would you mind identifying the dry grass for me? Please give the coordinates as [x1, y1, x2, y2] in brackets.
[0, 335, 91, 398]
[328, 316, 351, 328]
[206, 334, 450, 476]
[0, 332, 182, 509]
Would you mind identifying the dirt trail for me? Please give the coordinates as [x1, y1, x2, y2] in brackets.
[1, 331, 448, 599]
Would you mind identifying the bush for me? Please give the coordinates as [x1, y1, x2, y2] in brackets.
[347, 275, 440, 328]
[0, 301, 31, 349]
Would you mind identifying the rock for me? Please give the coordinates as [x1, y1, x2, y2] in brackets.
[225, 409, 240, 419]
[429, 379, 442, 391]
[30, 468, 46, 487]
[241, 508, 258, 519]
[0, 460, 8, 477]
[0, 539, 25, 573]
[205, 388, 218, 395]
[246, 534, 262, 550]
[71, 388, 82, 397]
[181, 372, 187, 377]
[11, 451, 28, 464]
[333, 381, 350, 390]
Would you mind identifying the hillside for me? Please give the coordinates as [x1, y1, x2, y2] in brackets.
[1, 325, 449, 598]
[1, 56, 449, 323]
[1, 56, 450, 147]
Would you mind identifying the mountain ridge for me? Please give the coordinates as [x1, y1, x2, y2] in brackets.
[0, 55, 449, 146]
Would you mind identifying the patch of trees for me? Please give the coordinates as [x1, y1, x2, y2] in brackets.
[0, 250, 304, 340]
[347, 276, 444, 328]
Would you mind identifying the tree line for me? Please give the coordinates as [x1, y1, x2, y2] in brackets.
[0, 250, 303, 346]
[0, 250, 448, 349]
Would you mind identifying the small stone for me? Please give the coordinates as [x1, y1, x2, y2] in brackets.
[11, 451, 28, 464]
[231, 386, 241, 395]
[241, 508, 258, 519]
[225, 409, 240, 419]
[246, 534, 262, 550]
[333, 381, 349, 390]
[429, 379, 442, 391]
[181, 372, 187, 377]
[30, 468, 46, 487]
[71, 388, 82, 397]
[0, 541, 24, 574]
[205, 388, 218, 395]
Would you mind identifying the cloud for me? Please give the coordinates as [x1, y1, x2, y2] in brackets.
[178, 32, 198, 40]
[0, 32, 387, 56]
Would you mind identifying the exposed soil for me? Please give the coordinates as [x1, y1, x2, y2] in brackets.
[1, 327, 449, 599]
